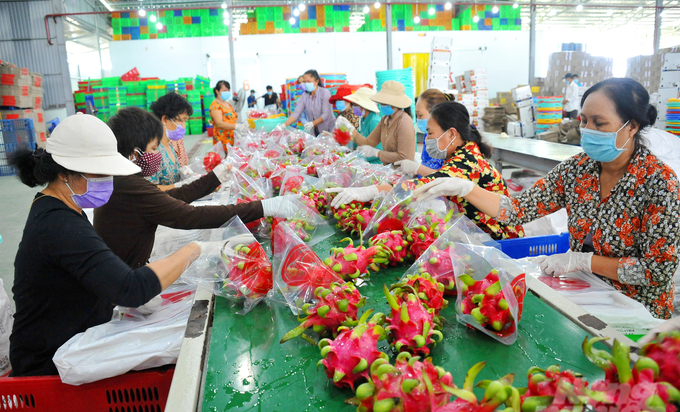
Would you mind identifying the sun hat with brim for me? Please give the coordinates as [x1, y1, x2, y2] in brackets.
[370, 80, 412, 109]
[46, 113, 141, 176]
[344, 87, 380, 113]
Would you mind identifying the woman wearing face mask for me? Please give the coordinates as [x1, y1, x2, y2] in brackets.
[210, 80, 249, 152]
[146, 92, 192, 189]
[340, 80, 416, 165]
[94, 107, 299, 269]
[414, 78, 680, 319]
[331, 85, 361, 131]
[394, 89, 454, 175]
[283, 69, 334, 135]
[329, 101, 523, 240]
[339, 87, 383, 163]
[8, 113, 209, 376]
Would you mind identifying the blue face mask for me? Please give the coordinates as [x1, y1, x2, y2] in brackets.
[380, 104, 395, 117]
[336, 101, 346, 111]
[267, 91, 272, 96]
[221, 91, 232, 101]
[580, 120, 630, 163]
[304, 82, 316, 93]
[416, 117, 429, 133]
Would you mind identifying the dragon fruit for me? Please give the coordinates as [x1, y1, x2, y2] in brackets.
[390, 273, 448, 315]
[437, 362, 519, 412]
[368, 230, 410, 266]
[332, 202, 375, 235]
[404, 209, 455, 259]
[287, 218, 316, 242]
[323, 238, 384, 280]
[302, 189, 331, 216]
[203, 152, 222, 173]
[459, 270, 514, 333]
[283, 175, 305, 194]
[333, 127, 353, 146]
[353, 352, 456, 412]
[372, 201, 413, 234]
[317, 310, 388, 390]
[280, 282, 366, 344]
[384, 285, 443, 356]
[574, 337, 680, 412]
[417, 246, 456, 296]
[221, 241, 273, 299]
[641, 331, 680, 389]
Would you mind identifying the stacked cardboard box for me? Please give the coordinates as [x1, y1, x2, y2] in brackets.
[626, 46, 680, 94]
[512, 85, 535, 138]
[0, 61, 46, 143]
[481, 106, 506, 133]
[428, 37, 452, 90]
[464, 69, 488, 130]
[656, 53, 680, 130]
[545, 52, 613, 95]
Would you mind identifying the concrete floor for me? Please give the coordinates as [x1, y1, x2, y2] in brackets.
[0, 133, 211, 310]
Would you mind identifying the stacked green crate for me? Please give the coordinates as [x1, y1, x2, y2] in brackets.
[96, 109, 110, 122]
[187, 91, 203, 134]
[107, 86, 127, 106]
[202, 93, 215, 127]
[195, 75, 210, 92]
[146, 85, 167, 109]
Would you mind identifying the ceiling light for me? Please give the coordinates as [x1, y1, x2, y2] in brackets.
[513, 2, 518, 8]
[548, 9, 556, 16]
[363, 5, 370, 12]
[224, 18, 229, 25]
[149, 14, 156, 22]
[221, 2, 227, 8]
[445, 2, 452, 10]
[579, 18, 585, 23]
[374, 1, 381, 8]
[298, 3, 305, 11]
[492, 4, 499, 13]
[223, 11, 228, 18]
[138, 8, 146, 16]
[293, 8, 299, 16]
[289, 17, 296, 24]
[576, 4, 583, 12]
[156, 22, 163, 30]
[472, 15, 480, 22]
[414, 15, 421, 23]
[429, 7, 435, 15]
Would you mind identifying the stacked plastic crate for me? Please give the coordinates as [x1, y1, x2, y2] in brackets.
[124, 81, 147, 110]
[107, 86, 127, 116]
[665, 99, 680, 136]
[320, 74, 347, 97]
[455, 5, 521, 31]
[146, 84, 167, 110]
[187, 90, 203, 135]
[534, 97, 562, 134]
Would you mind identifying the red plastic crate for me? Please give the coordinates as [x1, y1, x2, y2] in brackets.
[0, 366, 174, 411]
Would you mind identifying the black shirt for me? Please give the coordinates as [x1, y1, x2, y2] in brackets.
[261, 92, 278, 107]
[10, 194, 161, 376]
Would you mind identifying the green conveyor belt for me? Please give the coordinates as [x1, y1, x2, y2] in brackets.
[201, 232, 605, 412]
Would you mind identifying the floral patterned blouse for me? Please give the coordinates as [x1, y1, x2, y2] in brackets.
[498, 148, 680, 319]
[145, 142, 180, 186]
[169, 138, 188, 167]
[414, 141, 525, 240]
[210, 100, 236, 150]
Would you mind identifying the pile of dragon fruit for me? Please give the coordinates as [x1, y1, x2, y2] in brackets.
[196, 126, 680, 411]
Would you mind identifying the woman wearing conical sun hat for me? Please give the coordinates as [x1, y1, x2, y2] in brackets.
[338, 80, 415, 165]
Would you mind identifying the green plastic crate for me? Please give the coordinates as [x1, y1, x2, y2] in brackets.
[130, 18, 139, 27]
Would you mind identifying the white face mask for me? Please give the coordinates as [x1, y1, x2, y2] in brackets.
[425, 130, 456, 159]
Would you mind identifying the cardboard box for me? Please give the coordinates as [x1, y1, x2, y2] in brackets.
[664, 53, 680, 71]
[512, 85, 533, 102]
[537, 129, 560, 143]
[520, 120, 536, 138]
[0, 64, 31, 87]
[515, 98, 533, 109]
[0, 108, 45, 144]
[660, 71, 680, 88]
[430, 50, 451, 64]
[497, 92, 513, 105]
[429, 64, 450, 76]
[30, 72, 43, 88]
[431, 36, 453, 51]
[517, 105, 534, 123]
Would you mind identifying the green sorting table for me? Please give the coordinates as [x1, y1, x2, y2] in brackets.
[165, 231, 635, 412]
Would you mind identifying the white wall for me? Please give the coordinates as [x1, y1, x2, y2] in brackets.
[109, 30, 531, 97]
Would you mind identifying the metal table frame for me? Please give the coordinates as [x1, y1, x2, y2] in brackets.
[484, 133, 583, 174]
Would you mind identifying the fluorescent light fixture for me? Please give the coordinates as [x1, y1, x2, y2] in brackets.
[363, 5, 370, 13]
[99, 0, 113, 11]
[472, 15, 479, 22]
[221, 2, 227, 8]
[293, 8, 299, 16]
[374, 1, 381, 9]
[289, 17, 296, 24]
[513, 2, 518, 8]
[576, 4, 583, 12]
[445, 2, 452, 10]
[492, 4, 499, 13]
[429, 7, 435, 15]
[298, 3, 306, 11]
[149, 14, 156, 22]
[548, 9, 556, 16]
[138, 9, 146, 16]
[414, 15, 421, 23]
[156, 22, 163, 30]
[224, 18, 229, 25]
[223, 11, 228, 18]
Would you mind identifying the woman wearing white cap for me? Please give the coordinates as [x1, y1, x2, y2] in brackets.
[7, 114, 208, 376]
[338, 80, 415, 165]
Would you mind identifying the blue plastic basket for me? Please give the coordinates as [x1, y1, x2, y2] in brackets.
[1, 119, 36, 177]
[497, 232, 570, 259]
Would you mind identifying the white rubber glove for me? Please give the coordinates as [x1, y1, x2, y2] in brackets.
[173, 175, 201, 188]
[327, 186, 380, 208]
[358, 145, 380, 158]
[638, 317, 680, 345]
[394, 159, 421, 175]
[539, 251, 593, 276]
[303, 122, 315, 133]
[335, 116, 355, 133]
[179, 165, 198, 180]
[220, 234, 258, 259]
[412, 177, 475, 203]
[192, 239, 227, 256]
[235, 123, 250, 135]
[211, 162, 233, 184]
[261, 195, 300, 218]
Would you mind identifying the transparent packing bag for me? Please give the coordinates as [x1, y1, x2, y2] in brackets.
[180, 216, 273, 315]
[271, 222, 344, 315]
[451, 243, 527, 345]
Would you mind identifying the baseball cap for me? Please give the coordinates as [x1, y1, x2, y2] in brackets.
[46, 113, 141, 175]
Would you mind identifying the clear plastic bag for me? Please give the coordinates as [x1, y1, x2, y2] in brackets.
[188, 142, 227, 175]
[271, 222, 344, 315]
[283, 196, 335, 246]
[279, 171, 319, 196]
[181, 217, 273, 314]
[361, 181, 419, 239]
[451, 243, 527, 345]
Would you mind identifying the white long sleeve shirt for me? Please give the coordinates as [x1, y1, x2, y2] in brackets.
[564, 81, 580, 112]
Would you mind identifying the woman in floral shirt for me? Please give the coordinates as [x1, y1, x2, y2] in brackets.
[329, 101, 524, 240]
[414, 78, 680, 319]
[209, 80, 249, 153]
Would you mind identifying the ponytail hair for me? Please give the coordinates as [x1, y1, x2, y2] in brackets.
[9, 147, 77, 188]
[429, 101, 492, 158]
